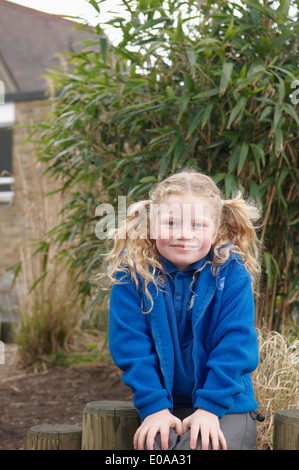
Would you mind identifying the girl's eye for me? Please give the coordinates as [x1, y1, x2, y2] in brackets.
[194, 223, 203, 228]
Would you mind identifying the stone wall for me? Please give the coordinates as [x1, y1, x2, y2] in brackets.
[0, 97, 53, 330]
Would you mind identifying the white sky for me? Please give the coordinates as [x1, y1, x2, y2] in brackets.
[6, 0, 126, 43]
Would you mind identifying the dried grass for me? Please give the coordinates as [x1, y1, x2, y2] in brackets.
[13, 144, 84, 366]
[253, 328, 299, 449]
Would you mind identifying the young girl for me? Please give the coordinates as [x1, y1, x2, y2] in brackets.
[102, 170, 261, 450]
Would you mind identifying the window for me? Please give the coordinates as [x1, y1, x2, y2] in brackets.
[0, 102, 15, 203]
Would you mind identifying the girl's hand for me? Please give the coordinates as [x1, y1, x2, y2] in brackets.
[134, 409, 183, 450]
[182, 408, 227, 450]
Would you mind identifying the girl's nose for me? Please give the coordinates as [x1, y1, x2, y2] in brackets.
[174, 225, 194, 240]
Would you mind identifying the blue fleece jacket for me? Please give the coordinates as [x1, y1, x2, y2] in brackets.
[108, 251, 259, 421]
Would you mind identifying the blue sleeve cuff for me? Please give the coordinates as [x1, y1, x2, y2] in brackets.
[137, 397, 173, 421]
[193, 396, 230, 419]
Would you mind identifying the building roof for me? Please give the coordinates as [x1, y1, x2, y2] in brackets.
[0, 0, 94, 94]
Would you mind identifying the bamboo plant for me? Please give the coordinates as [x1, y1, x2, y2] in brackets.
[26, 0, 298, 332]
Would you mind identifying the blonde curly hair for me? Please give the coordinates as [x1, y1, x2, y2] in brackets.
[98, 169, 262, 312]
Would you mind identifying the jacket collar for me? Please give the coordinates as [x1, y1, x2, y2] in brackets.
[145, 252, 217, 322]
[160, 254, 208, 275]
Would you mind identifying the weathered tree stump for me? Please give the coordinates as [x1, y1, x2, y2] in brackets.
[82, 401, 141, 450]
[26, 424, 82, 450]
[273, 409, 299, 450]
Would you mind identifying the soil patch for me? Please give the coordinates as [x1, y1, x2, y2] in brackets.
[0, 344, 133, 450]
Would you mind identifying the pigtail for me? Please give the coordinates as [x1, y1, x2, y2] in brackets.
[97, 199, 164, 313]
[214, 192, 262, 283]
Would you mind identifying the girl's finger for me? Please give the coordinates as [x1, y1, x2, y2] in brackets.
[133, 428, 139, 449]
[174, 417, 184, 435]
[189, 424, 200, 450]
[218, 429, 227, 450]
[182, 417, 190, 434]
[137, 427, 149, 450]
[200, 427, 210, 450]
[146, 428, 157, 451]
[160, 426, 170, 450]
[210, 432, 220, 450]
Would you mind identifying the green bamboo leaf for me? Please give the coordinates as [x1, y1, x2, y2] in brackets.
[201, 103, 213, 129]
[186, 49, 196, 69]
[139, 176, 157, 183]
[237, 143, 249, 175]
[224, 17, 234, 40]
[240, 64, 247, 78]
[278, 0, 290, 21]
[88, 0, 100, 14]
[173, 136, 198, 171]
[277, 166, 289, 188]
[28, 272, 47, 293]
[283, 103, 299, 127]
[177, 93, 191, 122]
[193, 87, 220, 100]
[227, 97, 247, 128]
[187, 109, 204, 137]
[263, 252, 280, 290]
[166, 85, 175, 101]
[167, 133, 182, 156]
[172, 134, 185, 169]
[159, 153, 172, 179]
[277, 187, 288, 211]
[250, 180, 262, 205]
[162, 28, 177, 42]
[289, 218, 299, 226]
[220, 62, 234, 96]
[273, 103, 282, 130]
[224, 174, 237, 198]
[275, 128, 283, 153]
[250, 143, 265, 175]
[176, 12, 184, 42]
[136, 17, 170, 31]
[100, 37, 107, 64]
[259, 105, 273, 121]
[183, 73, 194, 91]
[243, 0, 276, 21]
[268, 64, 297, 82]
[139, 0, 148, 10]
[228, 145, 241, 173]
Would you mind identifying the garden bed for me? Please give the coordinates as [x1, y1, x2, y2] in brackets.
[0, 344, 133, 450]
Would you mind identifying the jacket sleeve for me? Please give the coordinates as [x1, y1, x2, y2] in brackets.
[108, 274, 172, 420]
[193, 260, 259, 417]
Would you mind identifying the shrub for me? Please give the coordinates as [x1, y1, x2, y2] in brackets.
[27, 0, 298, 331]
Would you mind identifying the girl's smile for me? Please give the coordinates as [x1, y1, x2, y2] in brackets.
[170, 244, 200, 250]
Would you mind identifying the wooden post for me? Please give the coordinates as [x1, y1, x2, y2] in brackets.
[82, 401, 141, 450]
[273, 409, 299, 450]
[26, 424, 82, 450]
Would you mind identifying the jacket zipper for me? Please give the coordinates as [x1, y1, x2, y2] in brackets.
[151, 323, 174, 409]
[191, 284, 217, 399]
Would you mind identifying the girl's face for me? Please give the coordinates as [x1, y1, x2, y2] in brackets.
[154, 193, 217, 271]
